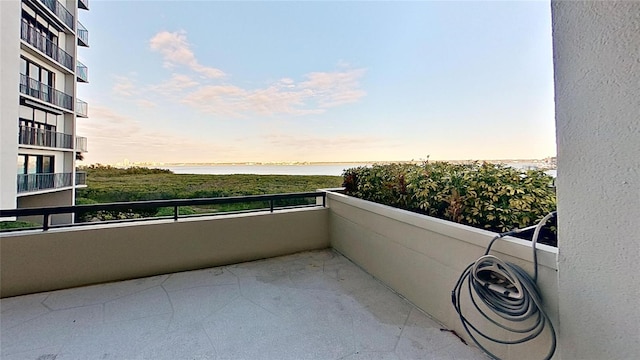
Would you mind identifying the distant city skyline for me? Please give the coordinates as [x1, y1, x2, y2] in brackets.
[77, 1, 556, 164]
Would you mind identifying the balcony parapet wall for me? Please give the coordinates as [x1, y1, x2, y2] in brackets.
[0, 208, 329, 298]
[325, 191, 559, 360]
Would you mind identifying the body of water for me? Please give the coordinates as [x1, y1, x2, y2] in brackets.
[160, 163, 557, 177]
[160, 163, 369, 176]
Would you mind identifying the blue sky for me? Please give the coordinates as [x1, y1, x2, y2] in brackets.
[77, 0, 556, 164]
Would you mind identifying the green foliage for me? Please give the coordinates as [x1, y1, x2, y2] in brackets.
[343, 162, 557, 245]
[0, 221, 40, 230]
[75, 167, 342, 222]
[78, 164, 173, 177]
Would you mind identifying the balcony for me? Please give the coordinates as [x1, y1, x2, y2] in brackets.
[0, 191, 558, 359]
[76, 171, 87, 185]
[16, 172, 73, 193]
[20, 19, 73, 71]
[18, 125, 73, 149]
[77, 21, 89, 47]
[0, 248, 484, 359]
[37, 0, 74, 31]
[76, 98, 88, 117]
[75, 136, 88, 152]
[78, 0, 89, 11]
[76, 60, 88, 83]
[19, 74, 73, 110]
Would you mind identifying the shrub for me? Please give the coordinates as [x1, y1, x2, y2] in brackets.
[343, 162, 557, 245]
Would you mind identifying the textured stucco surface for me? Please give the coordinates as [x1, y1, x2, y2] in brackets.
[552, 1, 640, 359]
[0, 1, 20, 215]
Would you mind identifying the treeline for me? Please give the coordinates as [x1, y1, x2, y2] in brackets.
[342, 162, 557, 246]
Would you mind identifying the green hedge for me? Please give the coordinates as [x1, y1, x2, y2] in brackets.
[343, 162, 557, 245]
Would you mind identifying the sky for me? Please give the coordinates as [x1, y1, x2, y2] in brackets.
[76, 0, 556, 165]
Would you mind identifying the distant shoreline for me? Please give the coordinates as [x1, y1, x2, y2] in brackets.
[111, 158, 556, 169]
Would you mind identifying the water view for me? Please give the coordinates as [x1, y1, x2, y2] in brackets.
[160, 162, 557, 177]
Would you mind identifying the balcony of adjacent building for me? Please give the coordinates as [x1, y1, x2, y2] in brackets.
[77, 21, 89, 47]
[18, 125, 73, 150]
[76, 99, 88, 118]
[75, 135, 88, 153]
[37, 0, 74, 31]
[15, 171, 86, 194]
[78, 0, 89, 11]
[19, 74, 73, 111]
[76, 60, 88, 83]
[20, 19, 74, 72]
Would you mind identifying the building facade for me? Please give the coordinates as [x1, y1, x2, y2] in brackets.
[0, 0, 89, 223]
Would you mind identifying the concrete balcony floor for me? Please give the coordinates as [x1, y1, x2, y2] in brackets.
[0, 250, 485, 360]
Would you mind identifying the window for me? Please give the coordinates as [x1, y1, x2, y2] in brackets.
[17, 154, 55, 175]
[21, 57, 55, 86]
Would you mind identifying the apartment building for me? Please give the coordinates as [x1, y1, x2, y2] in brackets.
[0, 0, 89, 223]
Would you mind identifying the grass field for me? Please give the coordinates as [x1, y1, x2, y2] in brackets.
[72, 166, 344, 221]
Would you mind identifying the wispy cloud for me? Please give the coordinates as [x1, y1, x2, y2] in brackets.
[180, 68, 366, 117]
[149, 73, 200, 97]
[112, 76, 136, 97]
[149, 30, 225, 79]
[116, 31, 367, 118]
[76, 105, 236, 163]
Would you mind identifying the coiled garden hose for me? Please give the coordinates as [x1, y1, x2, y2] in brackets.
[451, 212, 557, 360]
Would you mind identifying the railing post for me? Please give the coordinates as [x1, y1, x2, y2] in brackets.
[43, 213, 50, 231]
[174, 206, 178, 221]
[270, 199, 274, 213]
[322, 193, 326, 207]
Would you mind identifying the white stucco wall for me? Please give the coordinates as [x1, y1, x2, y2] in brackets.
[0, 0, 20, 217]
[552, 1, 640, 359]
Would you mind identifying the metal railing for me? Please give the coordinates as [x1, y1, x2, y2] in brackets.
[78, 0, 89, 11]
[77, 21, 89, 47]
[17, 172, 73, 194]
[76, 171, 87, 185]
[38, 0, 74, 30]
[76, 136, 88, 152]
[76, 61, 88, 82]
[19, 74, 73, 110]
[20, 19, 73, 71]
[76, 99, 88, 117]
[0, 192, 326, 231]
[19, 126, 73, 149]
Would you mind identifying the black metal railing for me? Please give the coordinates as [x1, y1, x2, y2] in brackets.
[0, 192, 327, 231]
[20, 19, 74, 71]
[17, 172, 73, 194]
[38, 0, 74, 30]
[77, 21, 88, 47]
[76, 136, 88, 152]
[19, 126, 73, 149]
[75, 171, 87, 185]
[76, 60, 88, 82]
[76, 99, 88, 117]
[19, 74, 73, 110]
[78, 0, 89, 11]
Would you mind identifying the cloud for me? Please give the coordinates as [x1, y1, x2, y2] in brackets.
[76, 105, 236, 163]
[119, 31, 368, 118]
[112, 76, 136, 97]
[180, 68, 366, 117]
[149, 73, 200, 97]
[300, 69, 367, 108]
[149, 31, 225, 79]
[136, 99, 157, 108]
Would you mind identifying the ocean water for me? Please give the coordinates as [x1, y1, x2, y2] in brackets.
[160, 163, 370, 176]
[160, 163, 557, 177]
